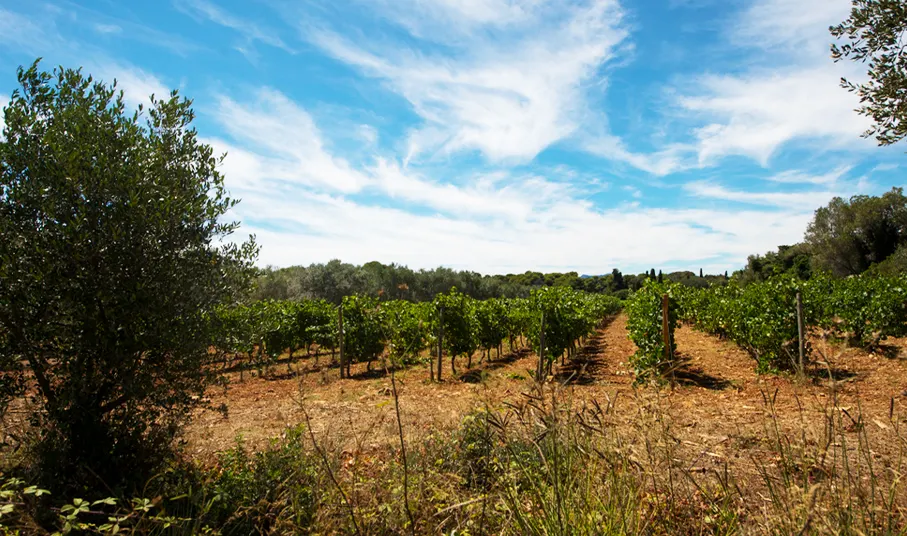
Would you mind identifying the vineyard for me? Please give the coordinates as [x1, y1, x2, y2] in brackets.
[9, 276, 907, 534]
[626, 273, 907, 378]
[166, 273, 907, 534]
[213, 287, 623, 382]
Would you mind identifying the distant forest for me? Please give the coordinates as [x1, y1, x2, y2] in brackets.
[252, 260, 729, 303]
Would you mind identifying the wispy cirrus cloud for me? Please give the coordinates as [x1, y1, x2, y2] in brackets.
[675, 0, 871, 166]
[680, 65, 870, 166]
[92, 63, 170, 108]
[93, 23, 122, 34]
[733, 0, 850, 53]
[684, 178, 869, 210]
[243, 187, 816, 274]
[301, 0, 629, 163]
[175, 0, 293, 55]
[581, 133, 695, 176]
[212, 89, 369, 193]
[0, 6, 172, 110]
[358, 0, 540, 35]
[0, 8, 48, 55]
[765, 165, 853, 186]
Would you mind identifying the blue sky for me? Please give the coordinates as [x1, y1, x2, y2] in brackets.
[0, 0, 903, 275]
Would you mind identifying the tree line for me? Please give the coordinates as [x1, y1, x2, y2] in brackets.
[736, 187, 907, 285]
[252, 262, 730, 303]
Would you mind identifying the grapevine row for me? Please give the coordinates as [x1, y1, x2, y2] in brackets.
[215, 288, 623, 379]
[627, 273, 907, 379]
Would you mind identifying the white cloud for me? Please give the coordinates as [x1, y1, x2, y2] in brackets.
[304, 0, 628, 163]
[209, 88, 822, 273]
[668, 0, 872, 167]
[206, 86, 812, 273]
[237, 186, 815, 273]
[365, 0, 540, 35]
[0, 8, 47, 54]
[872, 163, 899, 173]
[0, 8, 171, 111]
[175, 0, 292, 53]
[734, 0, 851, 55]
[358, 125, 378, 146]
[765, 165, 853, 185]
[93, 23, 122, 34]
[371, 158, 580, 220]
[582, 133, 695, 176]
[577, 1, 869, 176]
[91, 63, 170, 109]
[622, 185, 642, 198]
[684, 180, 865, 210]
[680, 65, 870, 165]
[212, 89, 370, 194]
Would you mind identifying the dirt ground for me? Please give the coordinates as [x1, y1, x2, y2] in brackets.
[185, 314, 907, 489]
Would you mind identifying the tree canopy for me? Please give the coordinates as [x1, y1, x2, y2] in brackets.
[805, 188, 907, 277]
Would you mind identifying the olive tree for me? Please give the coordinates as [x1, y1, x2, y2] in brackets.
[831, 0, 907, 145]
[0, 62, 257, 492]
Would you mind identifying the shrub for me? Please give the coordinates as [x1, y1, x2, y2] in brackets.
[0, 62, 257, 494]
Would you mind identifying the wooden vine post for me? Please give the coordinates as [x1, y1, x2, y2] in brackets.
[338, 304, 345, 379]
[537, 311, 546, 381]
[796, 291, 806, 377]
[436, 306, 444, 382]
[662, 293, 673, 388]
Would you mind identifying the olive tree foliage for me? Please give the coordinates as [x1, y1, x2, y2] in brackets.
[0, 62, 258, 491]
[805, 188, 907, 277]
[831, 0, 907, 145]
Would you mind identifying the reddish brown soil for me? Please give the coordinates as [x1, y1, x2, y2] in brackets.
[186, 314, 907, 484]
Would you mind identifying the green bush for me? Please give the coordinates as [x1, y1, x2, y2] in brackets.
[201, 428, 320, 535]
[0, 62, 257, 495]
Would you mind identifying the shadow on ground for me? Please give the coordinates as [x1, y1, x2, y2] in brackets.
[673, 365, 732, 390]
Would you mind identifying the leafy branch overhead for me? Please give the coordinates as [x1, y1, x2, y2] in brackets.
[831, 0, 907, 145]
